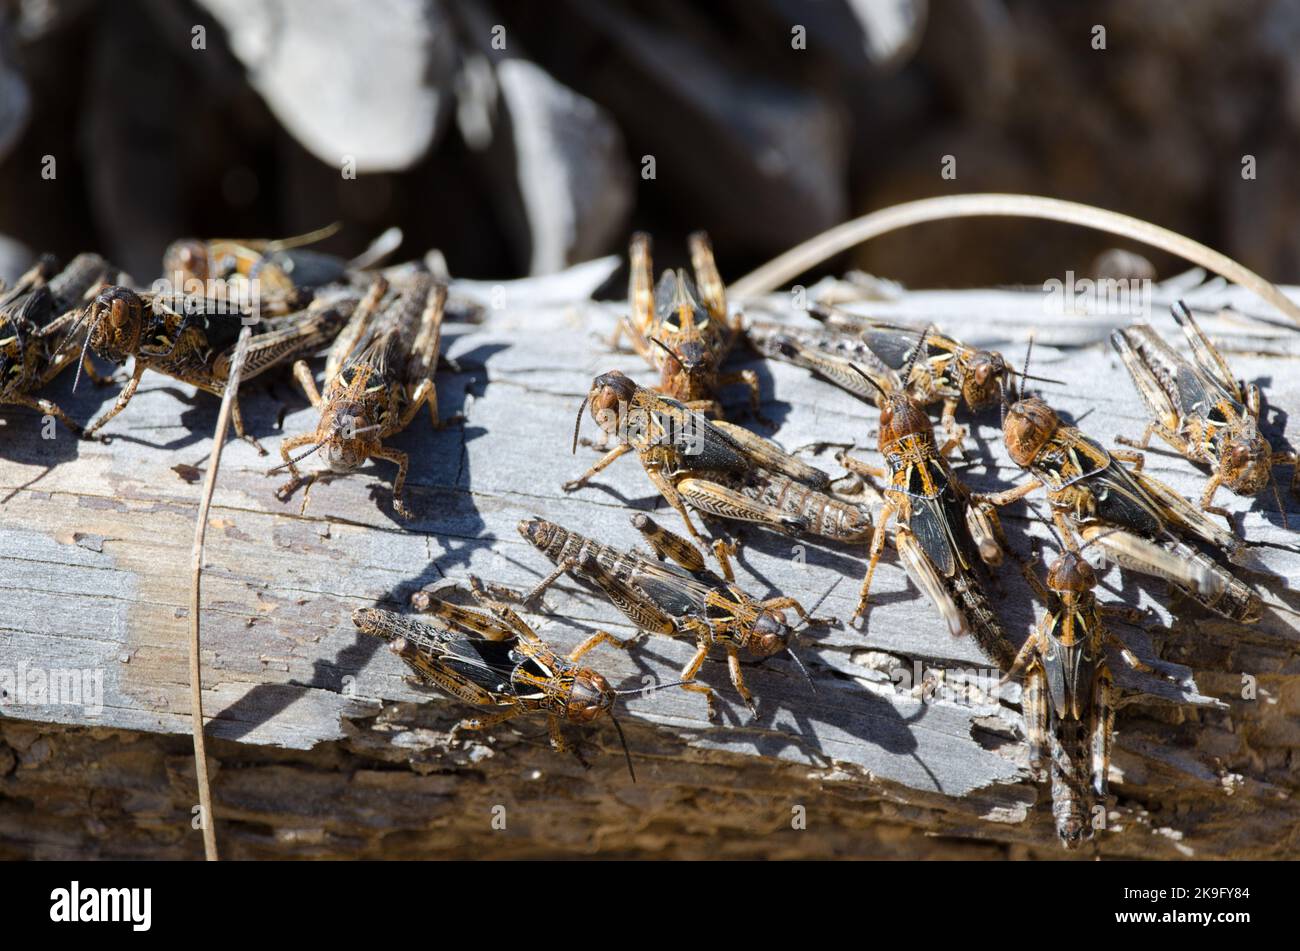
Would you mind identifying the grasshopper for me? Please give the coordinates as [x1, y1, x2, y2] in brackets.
[1007, 545, 1169, 850]
[748, 304, 1059, 445]
[563, 369, 874, 588]
[1111, 301, 1298, 522]
[364, 577, 658, 778]
[161, 223, 349, 307]
[975, 352, 1262, 623]
[610, 232, 759, 419]
[271, 272, 448, 518]
[1, 253, 116, 435]
[62, 282, 356, 450]
[836, 360, 1014, 668]
[517, 514, 824, 719]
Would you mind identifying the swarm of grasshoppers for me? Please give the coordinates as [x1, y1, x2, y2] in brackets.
[359, 576, 680, 779]
[1, 253, 118, 436]
[835, 341, 1015, 668]
[271, 271, 449, 518]
[609, 232, 759, 420]
[1111, 301, 1298, 522]
[975, 346, 1262, 623]
[563, 369, 874, 597]
[518, 514, 825, 719]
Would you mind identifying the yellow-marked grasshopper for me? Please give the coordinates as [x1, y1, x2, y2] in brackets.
[836, 356, 1014, 668]
[562, 369, 874, 586]
[1111, 301, 1298, 522]
[61, 283, 356, 450]
[1007, 541, 1172, 850]
[271, 272, 448, 518]
[161, 223, 351, 308]
[365, 577, 673, 779]
[518, 515, 825, 719]
[976, 349, 1262, 623]
[1, 253, 117, 435]
[748, 304, 1059, 446]
[610, 232, 759, 419]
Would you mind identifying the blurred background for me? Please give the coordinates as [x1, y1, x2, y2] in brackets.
[0, 0, 1296, 289]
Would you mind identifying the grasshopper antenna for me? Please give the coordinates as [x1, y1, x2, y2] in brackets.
[1019, 334, 1036, 398]
[848, 362, 888, 398]
[68, 304, 108, 394]
[571, 393, 590, 454]
[787, 646, 817, 694]
[609, 715, 636, 783]
[901, 323, 930, 383]
[267, 438, 328, 474]
[649, 337, 679, 362]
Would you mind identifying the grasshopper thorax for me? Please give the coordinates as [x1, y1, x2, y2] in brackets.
[566, 668, 615, 723]
[744, 611, 792, 658]
[87, 286, 146, 363]
[961, 349, 1008, 413]
[877, 391, 936, 452]
[1002, 396, 1059, 467]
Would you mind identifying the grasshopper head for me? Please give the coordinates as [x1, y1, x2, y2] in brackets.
[1002, 396, 1058, 467]
[85, 286, 145, 363]
[747, 611, 792, 658]
[1054, 801, 1091, 850]
[1219, 430, 1272, 496]
[162, 239, 209, 285]
[322, 401, 374, 471]
[517, 517, 557, 549]
[652, 337, 716, 403]
[583, 370, 637, 438]
[876, 391, 935, 450]
[566, 668, 615, 722]
[1046, 550, 1097, 609]
[962, 350, 1008, 413]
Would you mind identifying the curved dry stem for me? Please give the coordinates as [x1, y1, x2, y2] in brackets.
[727, 193, 1300, 328]
[187, 325, 253, 861]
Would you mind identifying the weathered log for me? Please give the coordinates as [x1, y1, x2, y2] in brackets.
[1, 262, 1297, 859]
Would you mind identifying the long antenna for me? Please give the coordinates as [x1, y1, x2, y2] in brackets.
[787, 646, 817, 694]
[848, 363, 888, 398]
[902, 323, 930, 382]
[610, 716, 635, 783]
[570, 394, 590, 454]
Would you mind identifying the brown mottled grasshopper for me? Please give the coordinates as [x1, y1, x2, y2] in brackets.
[563, 369, 874, 586]
[1, 253, 117, 435]
[61, 282, 356, 450]
[610, 232, 759, 419]
[271, 272, 448, 518]
[1111, 301, 1298, 522]
[365, 577, 668, 779]
[748, 304, 1059, 445]
[517, 515, 824, 719]
[1008, 543, 1170, 850]
[976, 350, 1262, 623]
[161, 223, 349, 307]
[836, 359, 1014, 668]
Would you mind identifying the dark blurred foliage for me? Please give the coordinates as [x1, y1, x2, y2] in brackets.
[0, 0, 1296, 289]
